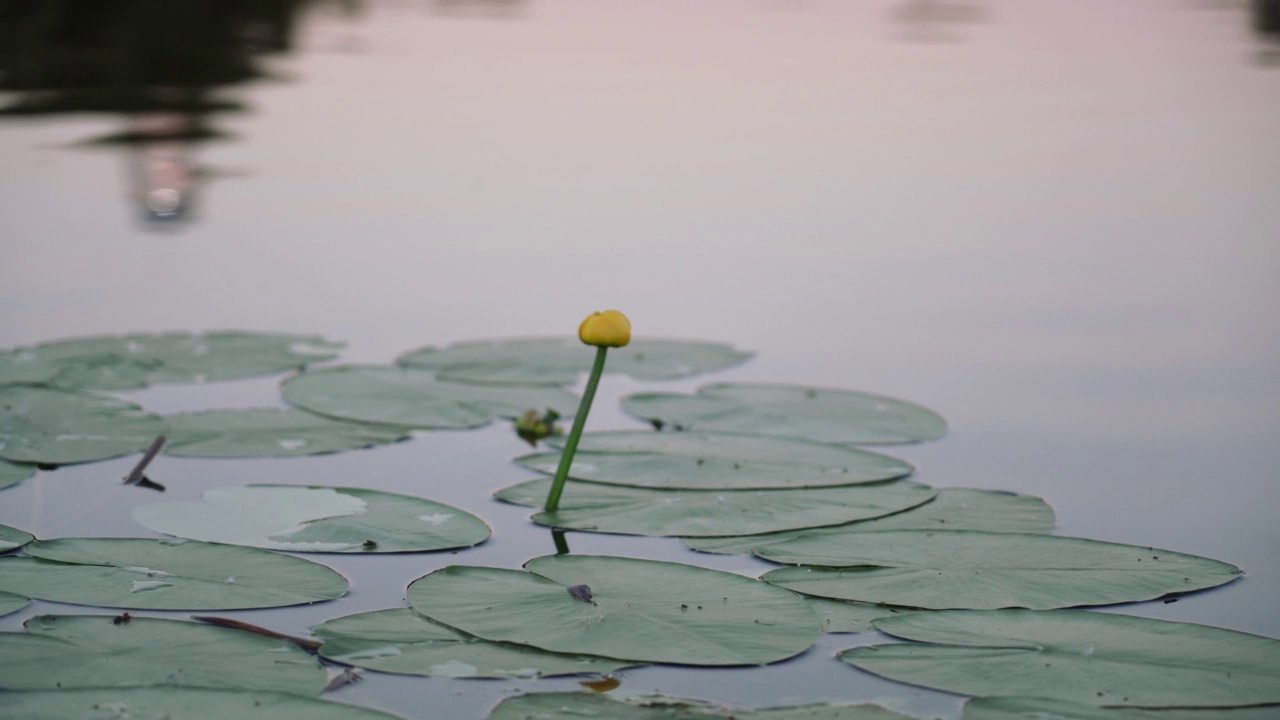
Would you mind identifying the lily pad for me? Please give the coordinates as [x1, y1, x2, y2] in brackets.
[622, 383, 947, 445]
[684, 488, 1055, 555]
[0, 590, 28, 617]
[281, 365, 579, 429]
[495, 477, 936, 537]
[133, 485, 490, 553]
[807, 598, 907, 634]
[0, 332, 342, 391]
[0, 385, 165, 465]
[0, 688, 407, 720]
[488, 692, 915, 720]
[398, 337, 753, 386]
[313, 608, 634, 678]
[0, 614, 326, 694]
[162, 409, 412, 458]
[0, 538, 348, 610]
[0, 524, 34, 553]
[759, 530, 1241, 609]
[518, 431, 914, 490]
[842, 610, 1280, 707]
[0, 459, 36, 490]
[962, 697, 1280, 720]
[407, 555, 821, 666]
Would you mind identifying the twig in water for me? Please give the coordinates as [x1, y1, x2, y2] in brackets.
[190, 615, 322, 652]
[122, 435, 166, 491]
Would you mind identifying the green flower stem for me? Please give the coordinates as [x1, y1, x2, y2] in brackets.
[544, 346, 609, 512]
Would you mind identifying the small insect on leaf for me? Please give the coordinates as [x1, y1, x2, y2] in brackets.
[567, 584, 595, 604]
[362, 540, 378, 550]
[112, 612, 133, 625]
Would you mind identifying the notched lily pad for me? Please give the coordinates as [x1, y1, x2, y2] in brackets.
[314, 608, 634, 678]
[759, 530, 1241, 610]
[281, 365, 579, 429]
[162, 409, 412, 458]
[842, 610, 1280, 708]
[0, 537, 348, 610]
[0, 459, 37, 490]
[622, 382, 947, 445]
[408, 555, 821, 666]
[488, 692, 915, 720]
[518, 431, 913, 490]
[0, 385, 166, 465]
[807, 597, 908, 634]
[133, 485, 491, 553]
[0, 688, 407, 720]
[495, 477, 936, 537]
[398, 336, 753, 386]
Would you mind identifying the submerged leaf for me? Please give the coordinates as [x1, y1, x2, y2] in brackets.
[488, 692, 915, 720]
[162, 409, 411, 458]
[134, 485, 490, 553]
[0, 385, 165, 465]
[0, 688, 406, 720]
[842, 610, 1280, 707]
[0, 460, 36, 491]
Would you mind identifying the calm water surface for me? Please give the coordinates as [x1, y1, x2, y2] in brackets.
[2, 1, 1278, 718]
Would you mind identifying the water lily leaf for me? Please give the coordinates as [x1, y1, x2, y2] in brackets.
[962, 697, 1280, 720]
[488, 692, 915, 720]
[398, 337, 753, 386]
[759, 530, 1240, 609]
[495, 478, 936, 537]
[0, 688, 407, 720]
[0, 460, 36, 490]
[0, 332, 342, 391]
[313, 608, 634, 678]
[133, 485, 490, 553]
[684, 488, 1055, 555]
[0, 614, 326, 693]
[842, 610, 1280, 708]
[517, 431, 913, 490]
[807, 598, 907, 634]
[0, 524, 34, 553]
[162, 409, 411, 458]
[0, 590, 28, 617]
[0, 385, 166, 465]
[0, 538, 348, 610]
[407, 555, 821, 666]
[622, 383, 946, 445]
[281, 365, 579, 429]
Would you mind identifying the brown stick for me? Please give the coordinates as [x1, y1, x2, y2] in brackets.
[190, 615, 322, 651]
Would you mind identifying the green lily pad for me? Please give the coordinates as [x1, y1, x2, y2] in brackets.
[488, 692, 915, 720]
[0, 590, 29, 617]
[281, 365, 579, 429]
[0, 385, 165, 465]
[0, 688, 407, 720]
[398, 337, 753, 386]
[408, 555, 821, 666]
[962, 697, 1280, 720]
[622, 382, 947, 445]
[684, 488, 1055, 555]
[162, 409, 411, 458]
[759, 530, 1241, 609]
[0, 332, 342, 391]
[314, 608, 634, 678]
[518, 431, 913, 490]
[842, 610, 1280, 708]
[495, 478, 936, 537]
[0, 538, 348, 610]
[0, 459, 36, 490]
[807, 598, 907, 634]
[0, 614, 326, 693]
[133, 485, 490, 553]
[0, 524, 35, 553]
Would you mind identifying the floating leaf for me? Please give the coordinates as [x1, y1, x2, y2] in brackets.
[962, 697, 1280, 720]
[282, 365, 579, 429]
[134, 485, 490, 553]
[398, 337, 752, 386]
[518, 431, 913, 490]
[0, 524, 34, 553]
[0, 460, 36, 490]
[0, 688, 407, 720]
[842, 610, 1280, 708]
[314, 609, 633, 678]
[408, 555, 821, 666]
[162, 409, 411, 458]
[0, 538, 348, 610]
[684, 489, 1054, 555]
[0, 614, 326, 693]
[488, 692, 914, 720]
[495, 478, 935, 537]
[0, 385, 165, 465]
[0, 332, 342, 391]
[622, 382, 946, 445]
[760, 530, 1240, 609]
[807, 598, 907, 634]
[0, 590, 28, 617]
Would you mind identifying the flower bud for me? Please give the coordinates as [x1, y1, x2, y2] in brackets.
[578, 310, 631, 348]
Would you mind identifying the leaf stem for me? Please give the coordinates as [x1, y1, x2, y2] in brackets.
[544, 346, 608, 512]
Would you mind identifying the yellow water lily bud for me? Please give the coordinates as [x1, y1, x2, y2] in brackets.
[578, 310, 631, 348]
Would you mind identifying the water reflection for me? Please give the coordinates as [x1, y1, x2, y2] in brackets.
[431, 0, 528, 20]
[1255, 0, 1280, 64]
[892, 0, 989, 43]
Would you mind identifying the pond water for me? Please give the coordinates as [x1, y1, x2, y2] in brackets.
[2, 1, 1278, 718]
